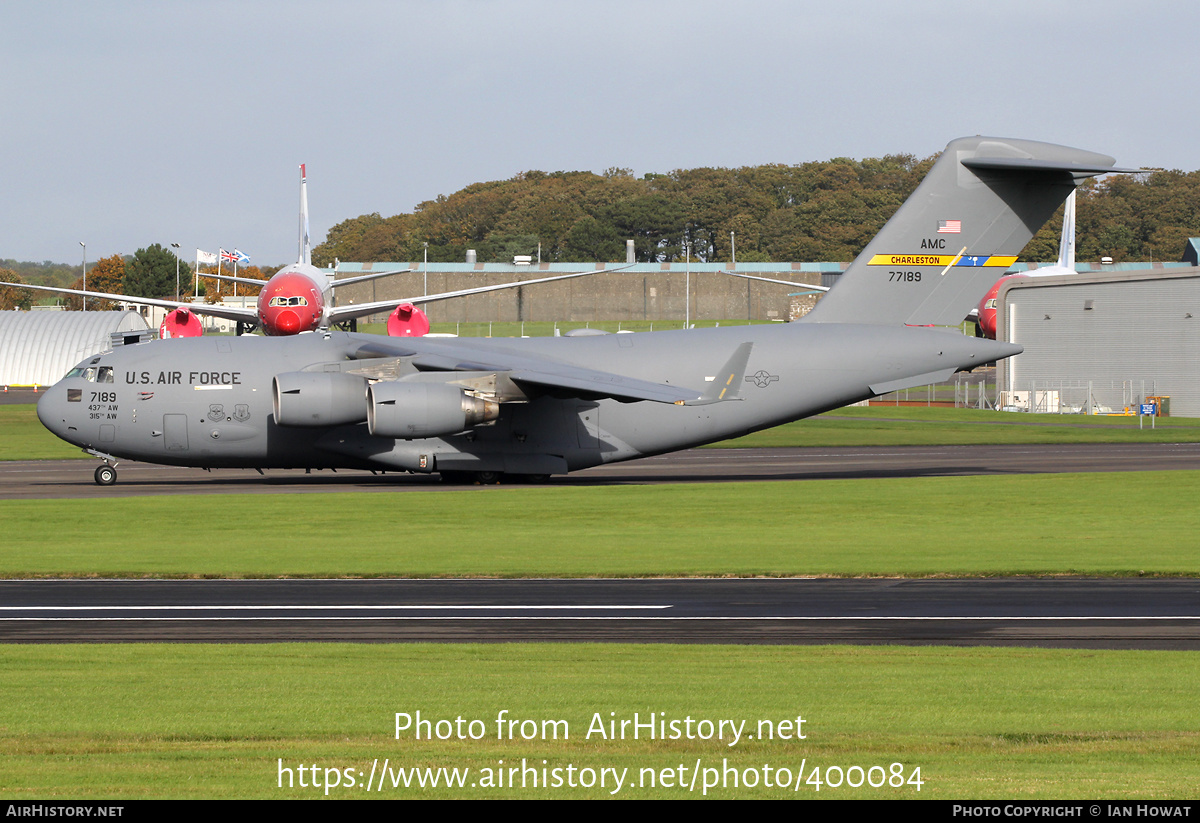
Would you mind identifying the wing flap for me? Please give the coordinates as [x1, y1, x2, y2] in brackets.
[509, 367, 701, 404]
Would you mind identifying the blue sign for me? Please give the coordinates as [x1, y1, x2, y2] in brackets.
[1140, 404, 1156, 416]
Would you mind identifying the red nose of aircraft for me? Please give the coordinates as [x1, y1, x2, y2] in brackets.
[274, 309, 302, 334]
[255, 269, 324, 335]
[975, 274, 1026, 340]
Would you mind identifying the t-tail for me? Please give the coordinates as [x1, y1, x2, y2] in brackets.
[298, 163, 311, 266]
[803, 136, 1129, 327]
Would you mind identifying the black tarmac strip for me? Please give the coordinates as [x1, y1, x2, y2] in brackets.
[5, 442, 1200, 499]
[1, 578, 1198, 649]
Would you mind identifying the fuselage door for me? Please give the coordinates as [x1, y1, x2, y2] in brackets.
[164, 414, 189, 451]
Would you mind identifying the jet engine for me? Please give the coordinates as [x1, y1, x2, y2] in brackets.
[367, 381, 499, 439]
[386, 303, 431, 337]
[272, 372, 369, 427]
[159, 307, 203, 338]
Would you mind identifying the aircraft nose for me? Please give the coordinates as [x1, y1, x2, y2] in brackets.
[275, 309, 301, 334]
[36, 385, 69, 439]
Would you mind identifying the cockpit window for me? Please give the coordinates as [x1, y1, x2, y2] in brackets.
[269, 296, 309, 307]
[78, 366, 114, 383]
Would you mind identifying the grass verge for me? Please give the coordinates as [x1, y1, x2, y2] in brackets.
[715, 406, 1200, 448]
[2, 472, 1198, 578]
[1, 643, 1196, 799]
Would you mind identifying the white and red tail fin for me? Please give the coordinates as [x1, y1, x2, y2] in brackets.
[1057, 188, 1076, 271]
[298, 163, 311, 266]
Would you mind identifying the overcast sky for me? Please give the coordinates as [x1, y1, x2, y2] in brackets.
[4, 0, 1197, 267]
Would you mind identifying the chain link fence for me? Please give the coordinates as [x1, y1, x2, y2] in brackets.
[873, 373, 1167, 415]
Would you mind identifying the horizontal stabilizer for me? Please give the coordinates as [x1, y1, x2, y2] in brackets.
[961, 157, 1142, 177]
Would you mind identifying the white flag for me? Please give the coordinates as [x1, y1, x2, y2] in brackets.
[197, 249, 218, 265]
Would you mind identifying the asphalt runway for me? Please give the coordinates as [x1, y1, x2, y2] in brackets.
[2, 578, 1198, 649]
[5, 442, 1200, 499]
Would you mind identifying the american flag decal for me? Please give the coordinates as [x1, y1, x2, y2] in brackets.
[938, 220, 962, 234]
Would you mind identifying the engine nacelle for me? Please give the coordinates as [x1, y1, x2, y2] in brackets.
[387, 303, 431, 337]
[367, 381, 499, 439]
[160, 307, 203, 338]
[272, 371, 369, 427]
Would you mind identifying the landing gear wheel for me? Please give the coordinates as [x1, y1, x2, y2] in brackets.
[473, 471, 502, 485]
[94, 465, 117, 486]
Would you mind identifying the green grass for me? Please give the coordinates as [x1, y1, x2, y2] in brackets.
[2, 472, 1198, 578]
[716, 405, 1200, 447]
[6, 401, 1199, 800]
[0, 405, 86, 461]
[2, 644, 1196, 799]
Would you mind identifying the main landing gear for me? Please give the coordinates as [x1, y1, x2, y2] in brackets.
[440, 471, 550, 485]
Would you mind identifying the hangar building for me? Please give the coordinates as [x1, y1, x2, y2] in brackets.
[994, 267, 1200, 416]
[0, 310, 150, 388]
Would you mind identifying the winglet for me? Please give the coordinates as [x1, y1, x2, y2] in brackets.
[687, 342, 753, 405]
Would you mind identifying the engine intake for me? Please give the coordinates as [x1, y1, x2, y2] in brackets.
[272, 372, 369, 427]
[367, 381, 499, 439]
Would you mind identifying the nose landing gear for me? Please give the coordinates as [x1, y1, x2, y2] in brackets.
[85, 450, 119, 486]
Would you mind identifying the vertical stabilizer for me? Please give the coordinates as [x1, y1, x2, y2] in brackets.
[298, 164, 311, 266]
[1057, 188, 1076, 270]
[804, 137, 1124, 326]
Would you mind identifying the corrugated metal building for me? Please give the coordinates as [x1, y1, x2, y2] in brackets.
[0, 310, 149, 387]
[995, 267, 1200, 416]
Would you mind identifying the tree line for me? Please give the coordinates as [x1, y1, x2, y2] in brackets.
[4, 152, 1198, 311]
[312, 156, 1200, 267]
[0, 248, 282, 310]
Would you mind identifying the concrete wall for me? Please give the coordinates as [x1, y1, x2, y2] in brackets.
[333, 264, 832, 323]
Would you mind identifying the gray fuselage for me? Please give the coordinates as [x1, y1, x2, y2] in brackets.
[37, 323, 1017, 477]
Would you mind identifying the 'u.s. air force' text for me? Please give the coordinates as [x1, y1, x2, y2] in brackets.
[125, 371, 242, 386]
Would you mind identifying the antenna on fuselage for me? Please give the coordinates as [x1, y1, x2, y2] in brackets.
[299, 163, 311, 265]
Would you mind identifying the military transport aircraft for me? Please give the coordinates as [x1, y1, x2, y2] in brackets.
[36, 136, 1128, 486]
[2, 165, 597, 338]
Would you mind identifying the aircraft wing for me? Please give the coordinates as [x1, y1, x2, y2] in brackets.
[327, 265, 632, 325]
[329, 269, 417, 288]
[349, 336, 704, 405]
[198, 272, 269, 287]
[721, 271, 829, 292]
[0, 281, 259, 324]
